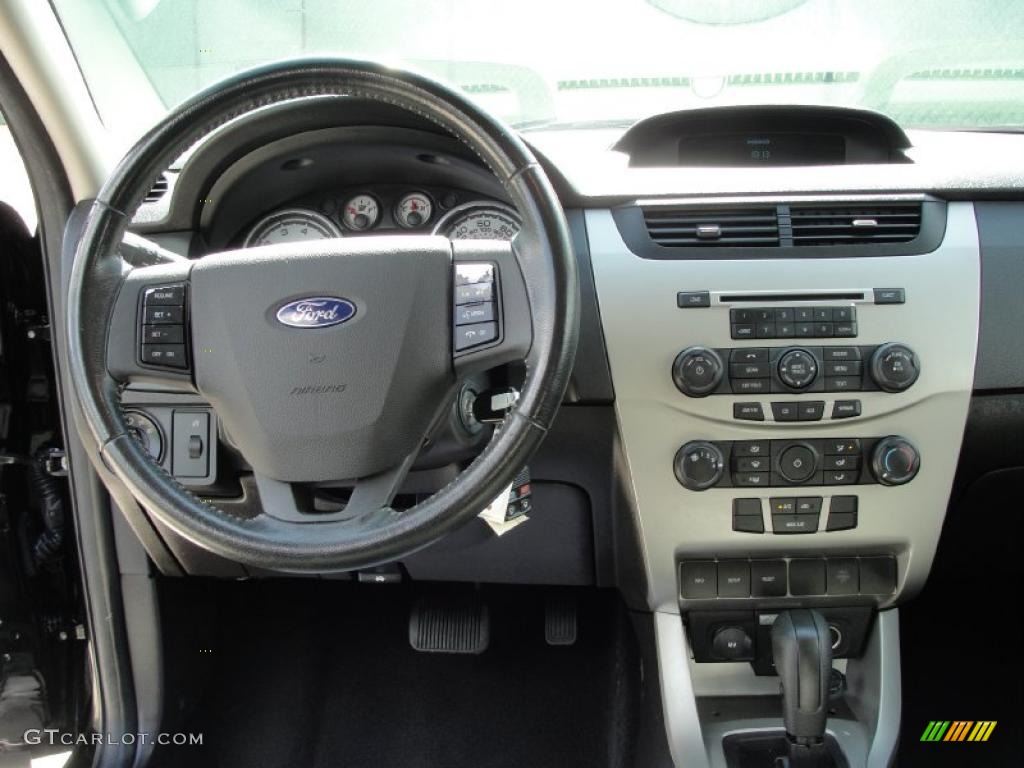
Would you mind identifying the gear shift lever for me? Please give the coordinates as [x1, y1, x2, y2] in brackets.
[771, 609, 832, 765]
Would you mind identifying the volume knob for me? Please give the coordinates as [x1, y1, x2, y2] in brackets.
[672, 346, 724, 397]
[869, 343, 920, 392]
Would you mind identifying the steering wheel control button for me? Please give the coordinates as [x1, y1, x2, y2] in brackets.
[873, 287, 906, 304]
[142, 325, 184, 344]
[455, 303, 495, 325]
[777, 349, 818, 389]
[733, 402, 764, 421]
[732, 498, 764, 533]
[680, 561, 718, 599]
[869, 342, 920, 392]
[677, 290, 710, 308]
[674, 441, 725, 491]
[826, 558, 859, 595]
[751, 560, 787, 597]
[672, 347, 724, 397]
[455, 282, 493, 305]
[455, 322, 497, 351]
[870, 436, 921, 485]
[171, 411, 210, 478]
[832, 400, 862, 419]
[142, 344, 187, 368]
[717, 561, 751, 598]
[777, 443, 819, 483]
[826, 496, 858, 531]
[143, 305, 183, 324]
[144, 284, 185, 305]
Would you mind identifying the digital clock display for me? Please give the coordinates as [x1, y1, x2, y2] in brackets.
[678, 132, 846, 166]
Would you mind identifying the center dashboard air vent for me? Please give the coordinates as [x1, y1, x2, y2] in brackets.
[619, 198, 942, 260]
[790, 203, 922, 246]
[643, 206, 779, 247]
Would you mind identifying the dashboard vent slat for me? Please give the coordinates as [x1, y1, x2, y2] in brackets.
[143, 174, 169, 204]
[643, 206, 779, 247]
[790, 203, 921, 246]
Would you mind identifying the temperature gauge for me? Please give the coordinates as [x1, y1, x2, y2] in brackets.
[394, 192, 433, 229]
[341, 194, 380, 231]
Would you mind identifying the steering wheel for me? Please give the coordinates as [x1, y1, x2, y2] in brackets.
[67, 59, 579, 572]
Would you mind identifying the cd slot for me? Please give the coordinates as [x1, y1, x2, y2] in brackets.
[722, 292, 865, 304]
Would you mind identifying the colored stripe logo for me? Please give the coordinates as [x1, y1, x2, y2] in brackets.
[920, 721, 996, 742]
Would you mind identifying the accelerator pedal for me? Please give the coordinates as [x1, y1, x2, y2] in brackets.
[409, 594, 489, 654]
[545, 595, 578, 646]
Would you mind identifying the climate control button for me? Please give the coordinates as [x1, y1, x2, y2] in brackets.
[674, 441, 725, 491]
[777, 442, 819, 483]
[672, 346, 724, 397]
[870, 436, 920, 485]
[777, 348, 819, 389]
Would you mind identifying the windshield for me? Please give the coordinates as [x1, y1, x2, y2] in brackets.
[56, 0, 1024, 137]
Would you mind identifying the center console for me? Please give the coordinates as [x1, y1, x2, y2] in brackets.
[586, 199, 980, 767]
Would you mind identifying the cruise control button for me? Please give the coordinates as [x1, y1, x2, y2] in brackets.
[832, 400, 861, 419]
[680, 562, 718, 599]
[144, 284, 185, 306]
[455, 282, 493, 305]
[143, 305, 183, 324]
[733, 402, 765, 421]
[454, 322, 497, 350]
[798, 401, 825, 421]
[734, 441, 769, 457]
[142, 325, 183, 344]
[455, 303, 495, 325]
[141, 344, 187, 368]
[751, 560, 787, 597]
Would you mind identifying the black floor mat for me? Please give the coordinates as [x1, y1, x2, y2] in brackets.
[154, 582, 639, 768]
[896, 469, 1024, 767]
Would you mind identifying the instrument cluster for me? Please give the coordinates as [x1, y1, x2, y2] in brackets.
[241, 185, 520, 247]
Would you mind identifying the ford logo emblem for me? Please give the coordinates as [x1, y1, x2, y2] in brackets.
[275, 297, 356, 329]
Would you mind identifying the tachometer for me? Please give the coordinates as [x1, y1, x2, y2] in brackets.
[243, 208, 342, 247]
[434, 203, 521, 241]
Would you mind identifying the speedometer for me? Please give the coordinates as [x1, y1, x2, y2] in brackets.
[433, 203, 521, 241]
[243, 208, 342, 247]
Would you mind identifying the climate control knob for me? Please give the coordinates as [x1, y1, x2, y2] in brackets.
[869, 343, 920, 392]
[777, 348, 818, 389]
[674, 441, 725, 491]
[672, 346, 724, 397]
[870, 437, 921, 486]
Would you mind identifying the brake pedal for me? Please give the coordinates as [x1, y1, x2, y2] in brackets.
[409, 594, 489, 654]
[545, 596, 578, 646]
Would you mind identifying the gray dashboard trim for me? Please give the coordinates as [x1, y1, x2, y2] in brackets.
[973, 202, 1024, 391]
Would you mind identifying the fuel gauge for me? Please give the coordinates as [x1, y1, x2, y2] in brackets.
[395, 192, 433, 229]
[342, 194, 380, 231]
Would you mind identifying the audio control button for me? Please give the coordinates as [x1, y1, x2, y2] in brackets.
[870, 343, 920, 392]
[733, 402, 765, 421]
[673, 346, 724, 397]
[777, 349, 818, 389]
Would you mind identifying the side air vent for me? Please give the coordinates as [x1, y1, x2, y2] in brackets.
[790, 203, 921, 246]
[642, 206, 779, 247]
[143, 174, 169, 204]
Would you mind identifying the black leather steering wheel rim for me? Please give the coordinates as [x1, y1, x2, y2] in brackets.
[67, 58, 579, 572]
